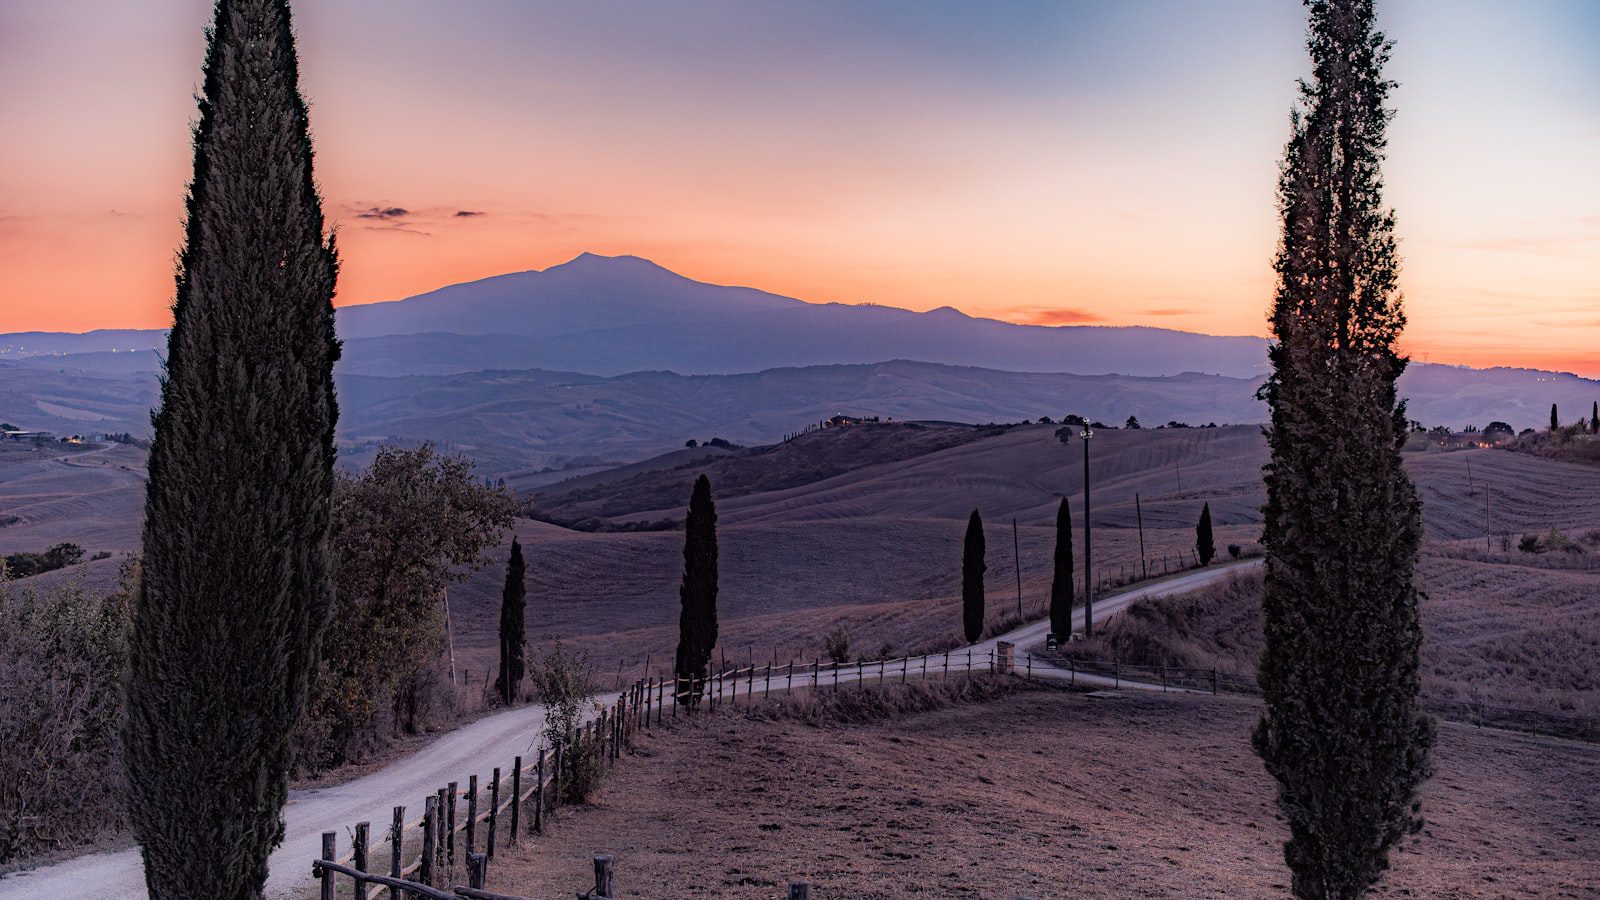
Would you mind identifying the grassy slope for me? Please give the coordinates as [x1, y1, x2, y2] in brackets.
[1058, 546, 1600, 717]
[486, 690, 1598, 899]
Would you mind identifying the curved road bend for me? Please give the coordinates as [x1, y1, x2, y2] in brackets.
[0, 559, 1261, 899]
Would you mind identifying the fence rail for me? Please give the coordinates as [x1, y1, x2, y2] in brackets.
[1045, 655, 1599, 743]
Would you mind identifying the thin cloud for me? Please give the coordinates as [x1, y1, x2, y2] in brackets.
[1015, 307, 1105, 326]
[1142, 307, 1197, 317]
[454, 210, 487, 217]
[355, 206, 411, 220]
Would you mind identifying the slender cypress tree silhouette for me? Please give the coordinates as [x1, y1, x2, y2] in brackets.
[674, 475, 719, 707]
[1195, 502, 1216, 566]
[1048, 498, 1075, 639]
[1255, 2, 1433, 897]
[1551, 403, 1559, 431]
[497, 537, 527, 704]
[1590, 400, 1597, 435]
[123, 1, 339, 896]
[962, 509, 986, 643]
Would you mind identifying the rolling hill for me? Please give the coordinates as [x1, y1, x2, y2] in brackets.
[5, 255, 1595, 471]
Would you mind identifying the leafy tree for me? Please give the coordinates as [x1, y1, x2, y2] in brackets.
[1196, 502, 1216, 566]
[527, 641, 602, 802]
[496, 537, 528, 705]
[1125, 415, 1142, 429]
[0, 561, 135, 863]
[962, 509, 986, 643]
[1048, 498, 1075, 640]
[1254, 3, 1434, 898]
[297, 445, 512, 770]
[122, 1, 341, 895]
[674, 475, 718, 708]
[1483, 421, 1514, 441]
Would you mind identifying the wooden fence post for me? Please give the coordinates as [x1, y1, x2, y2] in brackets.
[901, 656, 908, 684]
[967, 648, 972, 676]
[435, 787, 448, 877]
[788, 881, 811, 900]
[319, 831, 335, 900]
[421, 795, 437, 886]
[553, 740, 564, 808]
[353, 820, 370, 897]
[944, 651, 949, 680]
[445, 780, 458, 871]
[533, 746, 546, 833]
[389, 806, 404, 900]
[765, 663, 773, 698]
[747, 665, 755, 704]
[510, 756, 522, 846]
[488, 766, 500, 859]
[468, 852, 487, 889]
[593, 854, 615, 898]
[466, 774, 478, 857]
[787, 661, 794, 694]
[812, 658, 819, 693]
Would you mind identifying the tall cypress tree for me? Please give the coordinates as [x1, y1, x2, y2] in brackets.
[123, 1, 339, 897]
[1255, 3, 1433, 898]
[1590, 400, 1597, 435]
[1550, 403, 1559, 432]
[1048, 498, 1075, 640]
[497, 537, 527, 705]
[962, 509, 986, 644]
[1195, 502, 1216, 567]
[674, 475, 718, 708]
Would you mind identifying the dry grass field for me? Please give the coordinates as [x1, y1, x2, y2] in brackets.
[486, 688, 1599, 898]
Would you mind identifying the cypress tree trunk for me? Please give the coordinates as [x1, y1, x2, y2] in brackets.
[1254, 3, 1433, 898]
[1195, 502, 1216, 567]
[123, 2, 339, 897]
[962, 510, 986, 644]
[497, 537, 527, 705]
[674, 475, 718, 708]
[1048, 498, 1075, 639]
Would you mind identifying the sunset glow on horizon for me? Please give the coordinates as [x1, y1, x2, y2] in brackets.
[1, 1, 1596, 375]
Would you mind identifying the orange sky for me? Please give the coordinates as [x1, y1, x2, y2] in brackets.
[1, 1, 1596, 375]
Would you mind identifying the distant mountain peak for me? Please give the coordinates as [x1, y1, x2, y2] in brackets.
[925, 305, 970, 319]
[547, 251, 677, 278]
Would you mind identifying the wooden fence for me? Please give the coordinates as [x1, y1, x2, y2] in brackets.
[1045, 655, 1599, 743]
[312, 650, 1002, 898]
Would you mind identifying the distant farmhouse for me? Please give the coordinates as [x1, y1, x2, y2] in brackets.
[823, 414, 884, 429]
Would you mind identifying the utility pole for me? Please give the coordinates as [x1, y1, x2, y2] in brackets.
[1081, 422, 1094, 639]
[1012, 518, 1022, 620]
[1135, 492, 1147, 580]
[442, 587, 458, 689]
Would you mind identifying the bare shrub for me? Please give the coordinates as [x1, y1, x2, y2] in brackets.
[0, 560, 135, 864]
[822, 625, 852, 664]
[528, 641, 604, 803]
